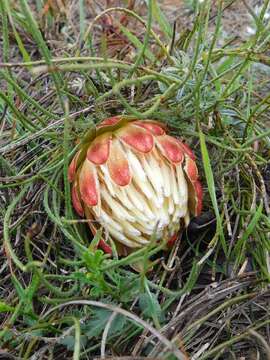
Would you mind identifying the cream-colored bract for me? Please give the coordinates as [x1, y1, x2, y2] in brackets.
[96, 143, 188, 248]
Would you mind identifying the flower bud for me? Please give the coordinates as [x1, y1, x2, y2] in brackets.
[68, 117, 203, 256]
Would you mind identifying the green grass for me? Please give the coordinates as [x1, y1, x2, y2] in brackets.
[0, 1, 270, 359]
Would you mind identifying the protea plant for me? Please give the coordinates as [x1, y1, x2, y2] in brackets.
[68, 116, 203, 257]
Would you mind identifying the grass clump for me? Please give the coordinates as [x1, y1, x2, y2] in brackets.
[0, 1, 270, 359]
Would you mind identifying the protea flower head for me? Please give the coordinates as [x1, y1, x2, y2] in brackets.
[68, 116, 203, 257]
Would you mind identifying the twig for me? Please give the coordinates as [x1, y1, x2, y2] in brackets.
[248, 329, 270, 360]
[101, 311, 117, 358]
